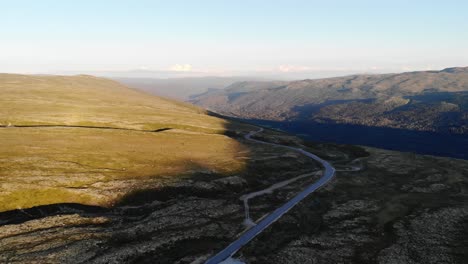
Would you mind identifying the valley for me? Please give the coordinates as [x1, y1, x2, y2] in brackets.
[0, 74, 467, 264]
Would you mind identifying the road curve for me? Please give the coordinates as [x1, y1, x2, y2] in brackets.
[205, 128, 336, 264]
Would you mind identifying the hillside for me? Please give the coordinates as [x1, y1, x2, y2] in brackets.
[190, 67, 468, 158]
[0, 74, 252, 211]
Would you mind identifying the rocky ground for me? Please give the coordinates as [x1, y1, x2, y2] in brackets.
[1, 130, 468, 264]
[237, 146, 468, 264]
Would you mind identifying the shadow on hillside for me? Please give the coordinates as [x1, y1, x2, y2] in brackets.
[240, 119, 468, 160]
[0, 118, 262, 224]
[0, 203, 110, 226]
[291, 98, 375, 119]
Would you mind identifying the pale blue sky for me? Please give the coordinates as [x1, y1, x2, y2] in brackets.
[1, 0, 467, 78]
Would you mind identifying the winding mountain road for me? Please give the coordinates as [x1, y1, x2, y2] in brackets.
[205, 128, 336, 264]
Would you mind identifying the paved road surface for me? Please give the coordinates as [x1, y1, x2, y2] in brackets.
[205, 128, 336, 264]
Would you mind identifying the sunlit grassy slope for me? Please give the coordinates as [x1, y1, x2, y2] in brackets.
[0, 74, 250, 212]
[0, 74, 226, 132]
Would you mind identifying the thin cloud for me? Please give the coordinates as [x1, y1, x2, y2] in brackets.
[169, 64, 193, 72]
[278, 65, 312, 73]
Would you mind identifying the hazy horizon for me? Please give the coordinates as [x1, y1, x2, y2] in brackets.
[35, 65, 468, 81]
[2, 0, 468, 79]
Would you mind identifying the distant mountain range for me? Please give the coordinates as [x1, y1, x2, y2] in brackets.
[115, 76, 268, 100]
[190, 67, 468, 159]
